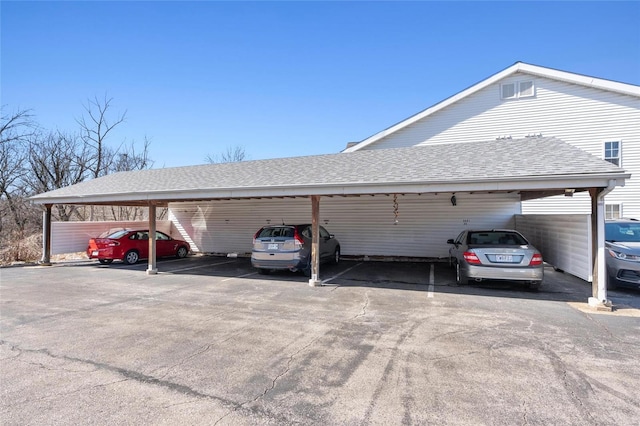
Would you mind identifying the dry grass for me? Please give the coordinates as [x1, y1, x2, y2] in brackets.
[0, 233, 42, 265]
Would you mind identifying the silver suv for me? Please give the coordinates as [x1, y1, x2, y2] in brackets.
[605, 219, 640, 290]
[251, 224, 340, 276]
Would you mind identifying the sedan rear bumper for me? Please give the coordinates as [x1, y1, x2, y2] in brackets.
[87, 247, 115, 259]
[464, 264, 544, 282]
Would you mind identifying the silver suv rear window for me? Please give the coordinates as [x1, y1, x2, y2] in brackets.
[257, 227, 295, 238]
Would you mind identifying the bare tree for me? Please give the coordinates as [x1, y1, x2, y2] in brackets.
[27, 130, 89, 221]
[0, 107, 36, 231]
[76, 95, 126, 179]
[75, 95, 158, 221]
[205, 145, 246, 164]
[0, 107, 36, 145]
[0, 107, 42, 261]
[107, 137, 154, 221]
[111, 137, 153, 172]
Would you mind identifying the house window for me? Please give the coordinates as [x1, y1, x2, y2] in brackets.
[501, 83, 516, 99]
[606, 204, 621, 220]
[518, 81, 534, 97]
[501, 81, 535, 99]
[604, 141, 621, 166]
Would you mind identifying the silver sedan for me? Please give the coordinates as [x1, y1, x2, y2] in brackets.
[447, 229, 544, 290]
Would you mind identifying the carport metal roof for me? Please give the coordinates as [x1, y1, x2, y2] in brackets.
[30, 137, 629, 206]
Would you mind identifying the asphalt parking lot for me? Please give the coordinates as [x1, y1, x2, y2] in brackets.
[1, 256, 639, 425]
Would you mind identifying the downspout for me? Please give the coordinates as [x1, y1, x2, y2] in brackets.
[589, 180, 616, 310]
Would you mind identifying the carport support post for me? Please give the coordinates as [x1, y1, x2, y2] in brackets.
[309, 195, 321, 287]
[40, 204, 53, 266]
[147, 203, 158, 275]
[589, 187, 612, 311]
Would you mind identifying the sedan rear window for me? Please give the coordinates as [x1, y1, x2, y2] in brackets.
[106, 230, 130, 239]
[257, 227, 295, 238]
[468, 231, 527, 245]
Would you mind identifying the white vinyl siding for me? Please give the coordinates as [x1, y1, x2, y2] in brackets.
[168, 193, 521, 258]
[362, 73, 640, 219]
[515, 214, 592, 281]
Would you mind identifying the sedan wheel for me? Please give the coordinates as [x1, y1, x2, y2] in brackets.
[455, 262, 467, 285]
[333, 248, 340, 264]
[124, 250, 139, 265]
[176, 246, 188, 259]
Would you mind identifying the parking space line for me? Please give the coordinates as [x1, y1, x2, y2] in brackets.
[322, 262, 363, 285]
[221, 272, 257, 282]
[166, 260, 237, 273]
[428, 264, 435, 298]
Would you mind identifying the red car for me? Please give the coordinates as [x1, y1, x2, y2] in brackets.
[87, 229, 190, 265]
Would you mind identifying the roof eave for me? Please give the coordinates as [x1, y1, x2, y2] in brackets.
[29, 172, 629, 206]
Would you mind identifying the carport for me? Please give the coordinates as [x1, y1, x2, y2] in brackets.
[31, 137, 629, 308]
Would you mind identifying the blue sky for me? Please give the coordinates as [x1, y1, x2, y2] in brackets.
[2, 1, 639, 168]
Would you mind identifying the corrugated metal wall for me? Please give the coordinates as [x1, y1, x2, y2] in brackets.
[51, 220, 173, 255]
[168, 193, 521, 258]
[515, 214, 592, 281]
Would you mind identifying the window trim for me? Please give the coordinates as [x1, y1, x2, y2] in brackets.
[603, 140, 622, 167]
[500, 80, 535, 100]
[500, 83, 517, 100]
[518, 81, 535, 98]
[605, 203, 622, 220]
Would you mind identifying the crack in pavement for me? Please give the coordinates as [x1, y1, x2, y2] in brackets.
[0, 340, 238, 410]
[155, 343, 214, 380]
[213, 334, 324, 425]
[354, 291, 370, 319]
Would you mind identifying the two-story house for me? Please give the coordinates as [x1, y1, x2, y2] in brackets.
[343, 62, 640, 220]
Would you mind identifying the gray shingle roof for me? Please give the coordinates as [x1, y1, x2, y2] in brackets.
[31, 137, 627, 204]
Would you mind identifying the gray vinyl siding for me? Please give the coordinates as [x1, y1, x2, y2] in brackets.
[363, 72, 640, 218]
[168, 193, 520, 258]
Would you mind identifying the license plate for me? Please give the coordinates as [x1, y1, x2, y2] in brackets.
[92, 250, 99, 256]
[268, 243, 279, 250]
[496, 255, 513, 262]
